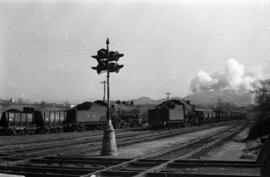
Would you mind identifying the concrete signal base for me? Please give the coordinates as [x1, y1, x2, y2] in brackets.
[101, 121, 117, 156]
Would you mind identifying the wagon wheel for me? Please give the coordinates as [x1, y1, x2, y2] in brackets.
[45, 128, 50, 134]
[59, 127, 64, 133]
[8, 128, 15, 135]
[72, 126, 78, 132]
[114, 123, 120, 129]
[101, 124, 106, 130]
[17, 130, 22, 136]
[55, 127, 59, 133]
[167, 122, 173, 129]
[81, 125, 86, 131]
[23, 128, 29, 135]
[0, 129, 3, 135]
[77, 125, 83, 131]
[52, 128, 57, 133]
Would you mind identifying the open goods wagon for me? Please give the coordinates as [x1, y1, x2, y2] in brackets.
[194, 108, 215, 124]
[0, 107, 67, 135]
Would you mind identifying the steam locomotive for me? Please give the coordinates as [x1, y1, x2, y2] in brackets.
[148, 99, 246, 129]
[0, 100, 141, 135]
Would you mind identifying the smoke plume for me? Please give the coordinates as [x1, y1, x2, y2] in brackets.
[190, 59, 254, 94]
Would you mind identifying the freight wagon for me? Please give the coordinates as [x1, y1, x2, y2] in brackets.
[0, 109, 35, 135]
[0, 107, 67, 135]
[194, 108, 214, 124]
[40, 108, 67, 133]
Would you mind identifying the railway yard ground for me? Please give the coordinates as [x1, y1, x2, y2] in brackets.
[85, 125, 234, 158]
[201, 127, 258, 161]
[0, 120, 261, 177]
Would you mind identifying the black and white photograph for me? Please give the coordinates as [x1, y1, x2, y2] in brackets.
[0, 0, 270, 176]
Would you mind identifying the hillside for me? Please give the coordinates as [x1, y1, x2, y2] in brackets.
[184, 89, 254, 106]
[132, 96, 181, 105]
[132, 90, 254, 106]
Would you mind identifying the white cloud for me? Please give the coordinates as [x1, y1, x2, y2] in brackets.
[190, 58, 257, 93]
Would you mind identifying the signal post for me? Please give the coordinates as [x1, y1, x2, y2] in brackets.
[100, 81, 106, 102]
[91, 38, 124, 156]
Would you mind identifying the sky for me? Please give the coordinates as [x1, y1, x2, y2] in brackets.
[0, 0, 270, 103]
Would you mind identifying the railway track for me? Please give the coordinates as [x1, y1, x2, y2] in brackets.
[0, 121, 237, 165]
[0, 130, 151, 153]
[0, 127, 143, 147]
[0, 121, 258, 177]
[0, 121, 238, 151]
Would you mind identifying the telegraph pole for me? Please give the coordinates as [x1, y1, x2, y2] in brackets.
[165, 92, 172, 101]
[100, 81, 106, 102]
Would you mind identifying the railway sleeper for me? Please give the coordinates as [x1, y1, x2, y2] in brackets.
[44, 156, 130, 163]
[0, 170, 79, 177]
[18, 164, 102, 171]
[28, 158, 123, 168]
[128, 162, 164, 168]
[0, 166, 94, 175]
[147, 172, 259, 177]
[100, 170, 140, 177]
[170, 160, 259, 168]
